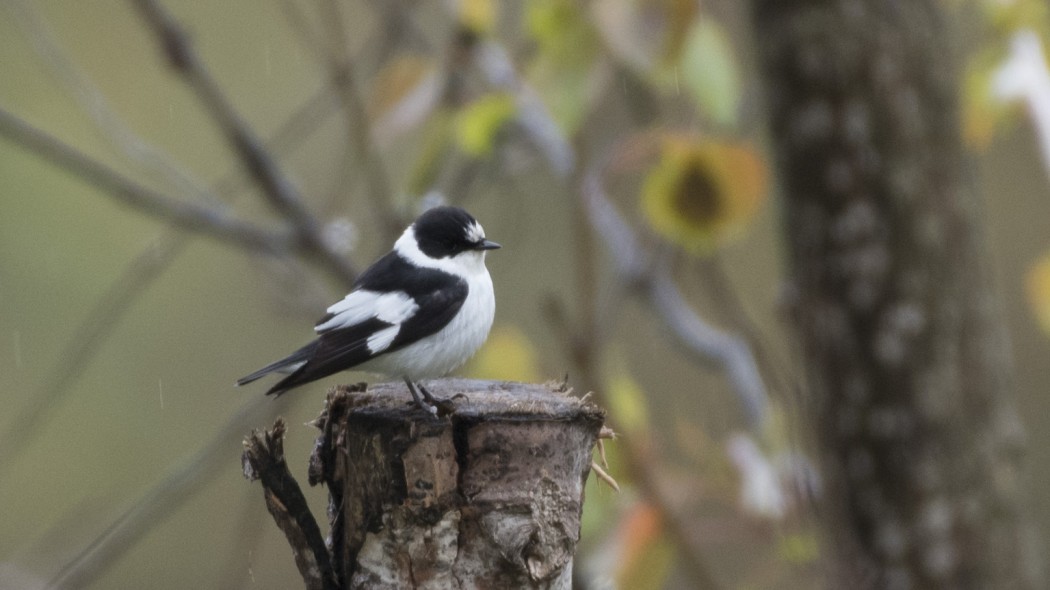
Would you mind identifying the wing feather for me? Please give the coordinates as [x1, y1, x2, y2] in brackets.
[315, 290, 418, 333]
[255, 252, 470, 395]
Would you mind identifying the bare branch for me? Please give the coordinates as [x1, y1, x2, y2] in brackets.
[293, 0, 443, 154]
[0, 86, 339, 478]
[243, 419, 338, 590]
[273, 0, 330, 66]
[7, 0, 216, 206]
[0, 106, 291, 253]
[48, 395, 294, 589]
[12, 78, 347, 585]
[131, 0, 358, 285]
[470, 39, 575, 178]
[10, 84, 344, 583]
[319, 0, 404, 238]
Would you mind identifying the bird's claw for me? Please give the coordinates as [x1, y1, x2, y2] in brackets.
[403, 378, 461, 417]
[431, 397, 457, 417]
[402, 396, 455, 416]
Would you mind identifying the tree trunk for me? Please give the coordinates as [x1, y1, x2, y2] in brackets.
[309, 379, 605, 589]
[751, 1, 1044, 587]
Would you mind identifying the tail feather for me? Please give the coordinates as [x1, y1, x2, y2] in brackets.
[236, 341, 318, 388]
[263, 366, 313, 397]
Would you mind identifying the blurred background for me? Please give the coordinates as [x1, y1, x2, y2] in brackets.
[1, 1, 1049, 588]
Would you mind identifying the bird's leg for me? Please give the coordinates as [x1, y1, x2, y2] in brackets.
[401, 378, 458, 416]
[417, 382, 441, 405]
[402, 377, 434, 413]
[419, 382, 467, 416]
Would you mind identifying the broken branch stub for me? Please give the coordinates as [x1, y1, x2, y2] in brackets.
[311, 379, 605, 589]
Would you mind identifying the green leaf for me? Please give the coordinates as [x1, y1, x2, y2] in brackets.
[528, 58, 590, 133]
[524, 0, 598, 133]
[454, 94, 516, 156]
[526, 0, 595, 66]
[680, 19, 741, 127]
[776, 532, 821, 564]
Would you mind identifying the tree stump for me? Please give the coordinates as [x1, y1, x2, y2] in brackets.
[308, 379, 605, 589]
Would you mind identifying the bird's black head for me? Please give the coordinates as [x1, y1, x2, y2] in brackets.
[413, 206, 500, 259]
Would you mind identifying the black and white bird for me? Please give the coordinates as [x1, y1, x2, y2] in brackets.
[236, 206, 499, 411]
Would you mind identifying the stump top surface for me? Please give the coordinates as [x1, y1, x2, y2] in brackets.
[332, 378, 604, 422]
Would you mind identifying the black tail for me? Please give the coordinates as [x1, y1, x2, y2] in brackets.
[262, 364, 319, 397]
[235, 341, 318, 390]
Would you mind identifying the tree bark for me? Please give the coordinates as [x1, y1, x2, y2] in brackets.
[751, 1, 1044, 587]
[309, 379, 605, 590]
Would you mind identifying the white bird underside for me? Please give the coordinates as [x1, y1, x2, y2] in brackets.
[352, 268, 495, 380]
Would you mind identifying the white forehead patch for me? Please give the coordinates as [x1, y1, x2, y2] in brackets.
[466, 222, 485, 243]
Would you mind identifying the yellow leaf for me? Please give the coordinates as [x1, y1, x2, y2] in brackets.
[463, 324, 541, 382]
[606, 372, 649, 435]
[459, 0, 495, 35]
[962, 48, 1015, 150]
[1026, 252, 1050, 334]
[984, 0, 1049, 34]
[641, 136, 767, 253]
[454, 93, 516, 156]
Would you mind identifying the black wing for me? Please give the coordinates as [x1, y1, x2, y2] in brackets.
[263, 253, 467, 396]
[263, 317, 389, 395]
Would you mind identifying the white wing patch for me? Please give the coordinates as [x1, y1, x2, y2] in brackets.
[315, 290, 418, 333]
[367, 325, 401, 354]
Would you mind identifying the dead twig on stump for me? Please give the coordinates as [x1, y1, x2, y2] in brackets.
[243, 419, 339, 590]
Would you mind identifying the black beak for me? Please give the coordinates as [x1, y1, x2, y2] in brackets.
[475, 239, 501, 250]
